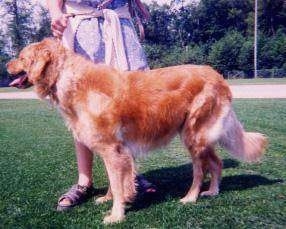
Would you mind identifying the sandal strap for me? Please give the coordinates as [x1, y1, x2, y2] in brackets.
[136, 175, 156, 193]
[58, 184, 94, 206]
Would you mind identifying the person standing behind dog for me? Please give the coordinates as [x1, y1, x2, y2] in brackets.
[47, 0, 155, 211]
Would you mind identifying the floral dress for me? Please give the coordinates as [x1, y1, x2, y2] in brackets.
[67, 0, 149, 70]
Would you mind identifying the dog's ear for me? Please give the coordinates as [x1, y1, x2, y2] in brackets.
[29, 49, 51, 83]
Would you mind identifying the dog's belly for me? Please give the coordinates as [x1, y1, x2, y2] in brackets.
[116, 123, 179, 158]
[123, 141, 151, 158]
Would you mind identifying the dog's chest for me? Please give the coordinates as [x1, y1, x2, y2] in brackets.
[85, 91, 111, 116]
[66, 91, 114, 146]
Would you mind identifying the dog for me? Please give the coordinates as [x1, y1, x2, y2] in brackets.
[7, 38, 267, 224]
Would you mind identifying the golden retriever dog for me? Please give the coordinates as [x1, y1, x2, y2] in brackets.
[7, 38, 267, 224]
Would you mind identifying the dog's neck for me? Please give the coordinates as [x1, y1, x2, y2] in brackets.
[40, 48, 123, 121]
[35, 48, 68, 103]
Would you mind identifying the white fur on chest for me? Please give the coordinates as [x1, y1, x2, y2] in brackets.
[56, 69, 74, 102]
[87, 91, 111, 116]
[73, 91, 112, 148]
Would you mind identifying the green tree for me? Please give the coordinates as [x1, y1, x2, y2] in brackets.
[0, 35, 10, 83]
[0, 0, 51, 80]
[192, 0, 252, 43]
[208, 31, 245, 73]
[145, 3, 174, 44]
[258, 30, 286, 69]
[238, 37, 254, 72]
[3, 0, 33, 55]
[258, 0, 286, 36]
[170, 6, 193, 47]
[35, 8, 52, 41]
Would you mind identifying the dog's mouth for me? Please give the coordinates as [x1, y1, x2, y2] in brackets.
[9, 71, 32, 89]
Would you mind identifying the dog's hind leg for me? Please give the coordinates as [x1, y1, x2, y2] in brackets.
[179, 145, 221, 203]
[98, 144, 136, 224]
[179, 91, 223, 204]
[200, 147, 222, 197]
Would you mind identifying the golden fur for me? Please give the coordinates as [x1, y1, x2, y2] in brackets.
[7, 38, 268, 224]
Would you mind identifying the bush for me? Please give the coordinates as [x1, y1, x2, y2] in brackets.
[144, 44, 208, 69]
[0, 38, 10, 82]
[208, 31, 245, 73]
[238, 37, 254, 72]
[258, 30, 286, 69]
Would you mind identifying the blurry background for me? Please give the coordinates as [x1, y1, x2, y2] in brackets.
[0, 0, 286, 86]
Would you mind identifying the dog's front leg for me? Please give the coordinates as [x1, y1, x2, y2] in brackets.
[95, 186, 112, 204]
[99, 144, 136, 224]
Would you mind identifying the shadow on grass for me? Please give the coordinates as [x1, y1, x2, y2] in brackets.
[128, 159, 282, 212]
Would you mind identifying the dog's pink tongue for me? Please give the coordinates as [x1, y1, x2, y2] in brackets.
[9, 75, 28, 89]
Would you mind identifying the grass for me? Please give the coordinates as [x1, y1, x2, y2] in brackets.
[227, 77, 286, 85]
[0, 99, 285, 228]
[0, 87, 33, 93]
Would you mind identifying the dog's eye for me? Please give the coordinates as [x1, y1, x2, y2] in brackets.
[19, 57, 28, 65]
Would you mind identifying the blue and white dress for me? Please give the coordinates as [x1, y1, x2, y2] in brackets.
[67, 0, 148, 70]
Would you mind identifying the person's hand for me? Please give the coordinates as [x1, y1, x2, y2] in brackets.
[50, 12, 70, 38]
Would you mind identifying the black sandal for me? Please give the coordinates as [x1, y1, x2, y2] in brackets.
[57, 184, 95, 211]
[136, 175, 157, 194]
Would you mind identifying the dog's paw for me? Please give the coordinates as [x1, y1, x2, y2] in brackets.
[95, 195, 112, 205]
[103, 213, 125, 225]
[200, 190, 219, 197]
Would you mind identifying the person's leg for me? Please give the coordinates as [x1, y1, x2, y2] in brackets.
[57, 140, 94, 209]
[75, 140, 94, 187]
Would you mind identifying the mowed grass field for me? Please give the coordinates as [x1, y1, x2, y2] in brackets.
[227, 77, 286, 85]
[0, 99, 285, 228]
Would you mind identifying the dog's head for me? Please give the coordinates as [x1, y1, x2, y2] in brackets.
[7, 38, 63, 98]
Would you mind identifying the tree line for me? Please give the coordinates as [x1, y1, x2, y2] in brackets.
[0, 0, 286, 83]
[144, 0, 286, 76]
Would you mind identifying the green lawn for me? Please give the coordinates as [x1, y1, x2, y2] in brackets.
[227, 77, 286, 85]
[0, 99, 285, 228]
[0, 87, 33, 93]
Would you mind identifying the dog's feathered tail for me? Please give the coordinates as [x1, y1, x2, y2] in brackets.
[218, 109, 268, 163]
